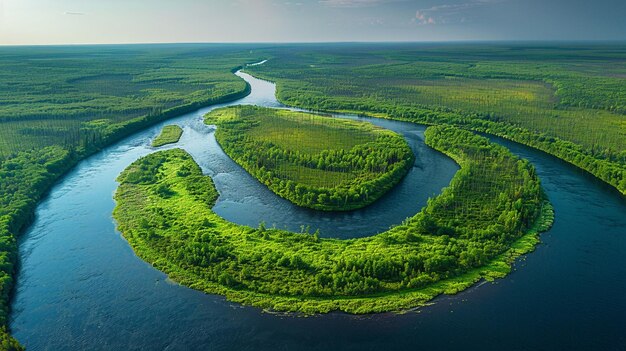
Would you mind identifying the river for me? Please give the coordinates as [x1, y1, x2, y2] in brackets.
[10, 68, 626, 350]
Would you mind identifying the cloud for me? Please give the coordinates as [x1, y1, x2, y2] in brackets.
[414, 0, 505, 24]
[318, 0, 394, 8]
[65, 12, 86, 16]
[359, 16, 386, 25]
[414, 10, 436, 25]
[422, 0, 505, 13]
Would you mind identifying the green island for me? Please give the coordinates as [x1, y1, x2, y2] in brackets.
[205, 106, 414, 211]
[152, 125, 184, 147]
[113, 125, 553, 314]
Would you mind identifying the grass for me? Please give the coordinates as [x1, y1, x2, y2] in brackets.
[205, 106, 414, 211]
[113, 125, 553, 314]
[246, 114, 373, 154]
[152, 125, 183, 147]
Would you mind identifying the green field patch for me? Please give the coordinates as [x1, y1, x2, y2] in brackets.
[152, 125, 183, 147]
[205, 106, 414, 211]
[246, 111, 374, 154]
[279, 164, 356, 188]
[113, 125, 553, 314]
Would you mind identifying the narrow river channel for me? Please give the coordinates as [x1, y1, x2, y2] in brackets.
[10, 66, 626, 350]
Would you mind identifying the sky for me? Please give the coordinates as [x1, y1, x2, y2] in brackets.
[0, 0, 625, 45]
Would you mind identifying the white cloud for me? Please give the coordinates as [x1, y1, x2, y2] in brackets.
[414, 10, 436, 25]
[414, 0, 506, 25]
[424, 0, 505, 13]
[319, 0, 393, 8]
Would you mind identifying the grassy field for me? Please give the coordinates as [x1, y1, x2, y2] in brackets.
[205, 106, 414, 210]
[113, 125, 552, 314]
[247, 43, 626, 194]
[152, 125, 183, 147]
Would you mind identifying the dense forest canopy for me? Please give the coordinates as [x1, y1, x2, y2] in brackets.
[0, 45, 266, 158]
[205, 106, 414, 210]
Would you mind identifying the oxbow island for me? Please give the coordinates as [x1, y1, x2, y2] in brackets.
[205, 106, 414, 211]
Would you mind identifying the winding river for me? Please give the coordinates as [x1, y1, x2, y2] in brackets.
[10, 68, 626, 350]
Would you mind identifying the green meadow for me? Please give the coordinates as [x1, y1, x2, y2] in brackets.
[152, 125, 184, 147]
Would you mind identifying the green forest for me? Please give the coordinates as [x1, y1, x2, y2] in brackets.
[113, 125, 553, 314]
[246, 44, 626, 195]
[152, 125, 184, 147]
[205, 106, 414, 210]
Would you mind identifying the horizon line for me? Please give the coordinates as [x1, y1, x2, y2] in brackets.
[2, 39, 626, 48]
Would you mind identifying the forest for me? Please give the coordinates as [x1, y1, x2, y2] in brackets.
[0, 45, 266, 158]
[205, 106, 414, 210]
[113, 125, 553, 314]
[152, 125, 184, 147]
[246, 44, 626, 195]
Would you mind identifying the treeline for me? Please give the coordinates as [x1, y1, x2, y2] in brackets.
[113, 126, 553, 314]
[205, 106, 414, 211]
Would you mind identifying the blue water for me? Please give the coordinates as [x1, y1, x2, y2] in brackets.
[10, 69, 626, 350]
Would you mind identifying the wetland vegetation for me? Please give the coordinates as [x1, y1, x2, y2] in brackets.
[152, 125, 184, 147]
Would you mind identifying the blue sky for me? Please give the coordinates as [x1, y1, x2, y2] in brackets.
[1, 0, 625, 44]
